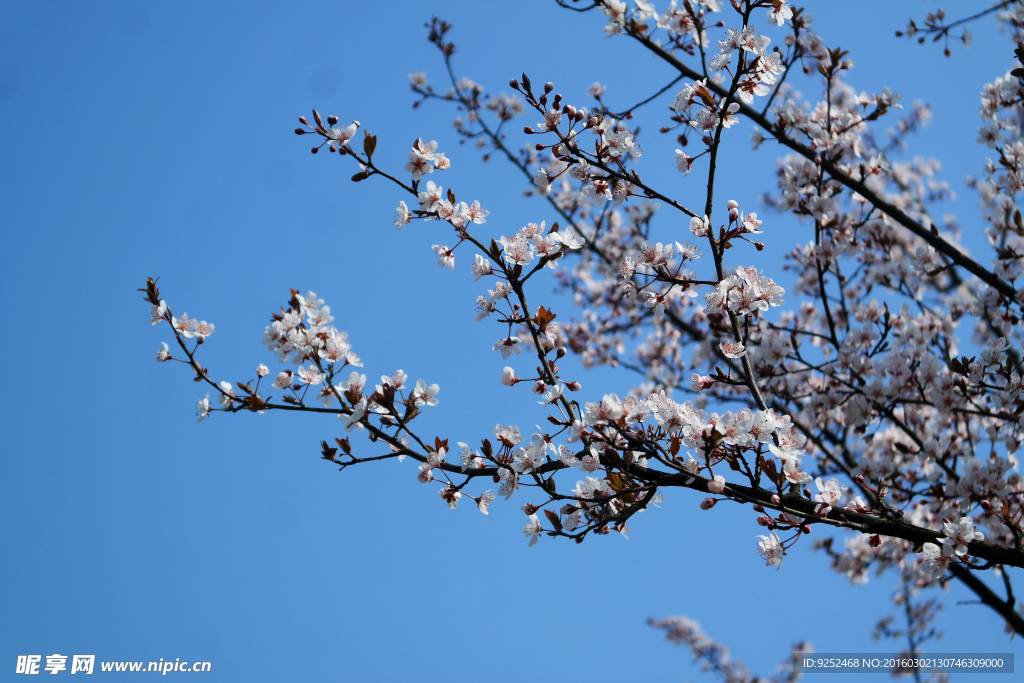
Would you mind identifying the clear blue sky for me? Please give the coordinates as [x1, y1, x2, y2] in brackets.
[1, 1, 1020, 681]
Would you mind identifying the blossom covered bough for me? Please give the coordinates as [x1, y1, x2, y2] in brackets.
[146, 0, 1024, 662]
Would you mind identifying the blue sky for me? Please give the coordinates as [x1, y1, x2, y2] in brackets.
[1, 1, 1021, 681]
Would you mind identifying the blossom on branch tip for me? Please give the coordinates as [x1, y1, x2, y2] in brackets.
[501, 367, 518, 386]
[217, 381, 235, 408]
[405, 139, 442, 180]
[457, 442, 483, 472]
[394, 201, 411, 229]
[558, 225, 585, 249]
[413, 379, 440, 407]
[432, 244, 455, 270]
[921, 543, 951, 579]
[149, 300, 167, 324]
[493, 337, 522, 359]
[439, 487, 461, 510]
[757, 531, 784, 568]
[534, 169, 552, 196]
[156, 343, 171, 362]
[524, 514, 542, 546]
[675, 149, 694, 175]
[297, 365, 325, 386]
[690, 215, 710, 237]
[341, 398, 367, 433]
[941, 516, 984, 557]
[767, 1, 793, 26]
[478, 491, 495, 514]
[720, 341, 747, 358]
[196, 393, 211, 422]
[172, 313, 198, 338]
[327, 122, 358, 146]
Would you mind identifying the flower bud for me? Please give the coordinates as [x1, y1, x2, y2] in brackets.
[700, 498, 717, 510]
[327, 115, 339, 126]
[299, 116, 308, 125]
[544, 82, 554, 93]
[980, 499, 993, 513]
[565, 381, 581, 391]
[727, 200, 738, 210]
[869, 534, 881, 547]
[294, 128, 306, 135]
[509, 78, 519, 90]
[532, 380, 547, 395]
[771, 494, 780, 505]
[501, 367, 518, 386]
[803, 488, 812, 499]
[522, 503, 539, 515]
[757, 515, 771, 526]
[524, 126, 535, 134]
[311, 147, 319, 154]
[586, 117, 598, 129]
[535, 143, 546, 151]
[753, 504, 764, 512]
[256, 364, 269, 378]
[556, 346, 567, 359]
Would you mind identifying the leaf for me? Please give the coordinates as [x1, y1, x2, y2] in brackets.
[602, 448, 624, 471]
[762, 458, 780, 487]
[535, 305, 557, 329]
[695, 85, 715, 107]
[363, 131, 377, 159]
[242, 396, 266, 412]
[320, 440, 338, 462]
[543, 509, 562, 531]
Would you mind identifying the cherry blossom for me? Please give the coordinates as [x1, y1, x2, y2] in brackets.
[757, 532, 784, 568]
[146, 3, 1024, 648]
